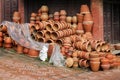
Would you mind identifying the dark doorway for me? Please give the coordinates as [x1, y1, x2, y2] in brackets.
[103, 0, 120, 43]
[24, 0, 90, 22]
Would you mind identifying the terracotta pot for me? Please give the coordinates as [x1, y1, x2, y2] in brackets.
[4, 43, 12, 49]
[30, 17, 36, 21]
[83, 21, 93, 32]
[82, 60, 89, 68]
[37, 37, 46, 42]
[65, 57, 74, 68]
[101, 64, 110, 71]
[76, 13, 84, 23]
[70, 35, 77, 43]
[54, 12, 60, 16]
[28, 49, 39, 57]
[82, 41, 92, 52]
[90, 61, 100, 72]
[40, 5, 49, 13]
[60, 15, 66, 21]
[101, 58, 109, 65]
[52, 22, 63, 31]
[63, 37, 71, 44]
[35, 24, 40, 30]
[4, 37, 12, 44]
[41, 13, 49, 21]
[36, 30, 46, 38]
[66, 16, 72, 23]
[72, 23, 77, 29]
[54, 16, 60, 21]
[0, 32, 3, 37]
[84, 52, 90, 60]
[91, 42, 101, 52]
[90, 58, 100, 62]
[46, 23, 53, 32]
[80, 4, 90, 15]
[99, 52, 106, 59]
[63, 43, 71, 49]
[106, 54, 114, 60]
[23, 48, 29, 54]
[79, 59, 84, 67]
[60, 10, 67, 16]
[0, 43, 3, 47]
[83, 13, 93, 21]
[89, 51, 99, 58]
[31, 13, 37, 17]
[39, 21, 47, 30]
[72, 51, 78, 57]
[0, 37, 3, 42]
[0, 25, 7, 32]
[56, 39, 64, 46]
[17, 44, 23, 53]
[46, 39, 54, 43]
[72, 16, 77, 23]
[73, 57, 79, 68]
[50, 32, 61, 40]
[77, 23, 83, 30]
[47, 43, 55, 58]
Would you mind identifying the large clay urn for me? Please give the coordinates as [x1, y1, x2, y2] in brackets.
[28, 49, 39, 57]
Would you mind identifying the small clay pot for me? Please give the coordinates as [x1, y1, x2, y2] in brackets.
[101, 64, 110, 71]
[82, 60, 89, 68]
[23, 48, 29, 54]
[79, 59, 84, 67]
[46, 23, 53, 32]
[0, 25, 7, 32]
[72, 16, 77, 23]
[66, 16, 72, 23]
[90, 61, 100, 72]
[82, 41, 92, 52]
[106, 54, 114, 60]
[4, 37, 12, 44]
[65, 57, 74, 68]
[60, 10, 67, 16]
[41, 13, 49, 21]
[101, 58, 109, 65]
[28, 49, 39, 57]
[40, 5, 49, 13]
[60, 15, 66, 21]
[72, 51, 78, 57]
[17, 44, 23, 54]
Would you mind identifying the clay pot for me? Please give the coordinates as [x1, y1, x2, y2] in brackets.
[50, 31, 62, 40]
[30, 17, 36, 21]
[37, 37, 46, 42]
[30, 20, 35, 24]
[63, 37, 71, 44]
[54, 16, 60, 21]
[106, 54, 114, 60]
[101, 64, 110, 71]
[46, 23, 53, 32]
[80, 4, 90, 15]
[0, 37, 3, 42]
[36, 30, 46, 38]
[66, 16, 72, 23]
[40, 5, 49, 13]
[99, 52, 106, 59]
[46, 39, 54, 43]
[0, 43, 2, 47]
[76, 13, 83, 23]
[47, 43, 55, 58]
[73, 57, 79, 68]
[31, 13, 37, 17]
[41, 13, 49, 21]
[56, 39, 64, 46]
[83, 21, 93, 32]
[63, 43, 71, 49]
[52, 22, 63, 31]
[91, 41, 101, 52]
[4, 37, 12, 44]
[4, 43, 12, 49]
[83, 13, 93, 21]
[61, 47, 66, 56]
[82, 41, 92, 52]
[101, 58, 109, 65]
[101, 42, 110, 52]
[90, 52, 99, 58]
[65, 57, 74, 68]
[60, 15, 66, 21]
[0, 25, 7, 32]
[72, 16, 77, 23]
[72, 23, 77, 29]
[23, 48, 29, 54]
[83, 52, 90, 60]
[54, 12, 60, 16]
[17, 44, 23, 53]
[72, 51, 78, 57]
[90, 61, 100, 72]
[49, 14, 54, 20]
[77, 23, 83, 30]
[60, 10, 67, 16]
[82, 60, 89, 68]
[0, 32, 3, 37]
[90, 58, 100, 62]
[28, 49, 39, 57]
[79, 59, 84, 67]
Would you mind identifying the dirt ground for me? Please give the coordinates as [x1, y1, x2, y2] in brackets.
[0, 48, 120, 80]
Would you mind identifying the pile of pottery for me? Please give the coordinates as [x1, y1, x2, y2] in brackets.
[0, 12, 40, 58]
